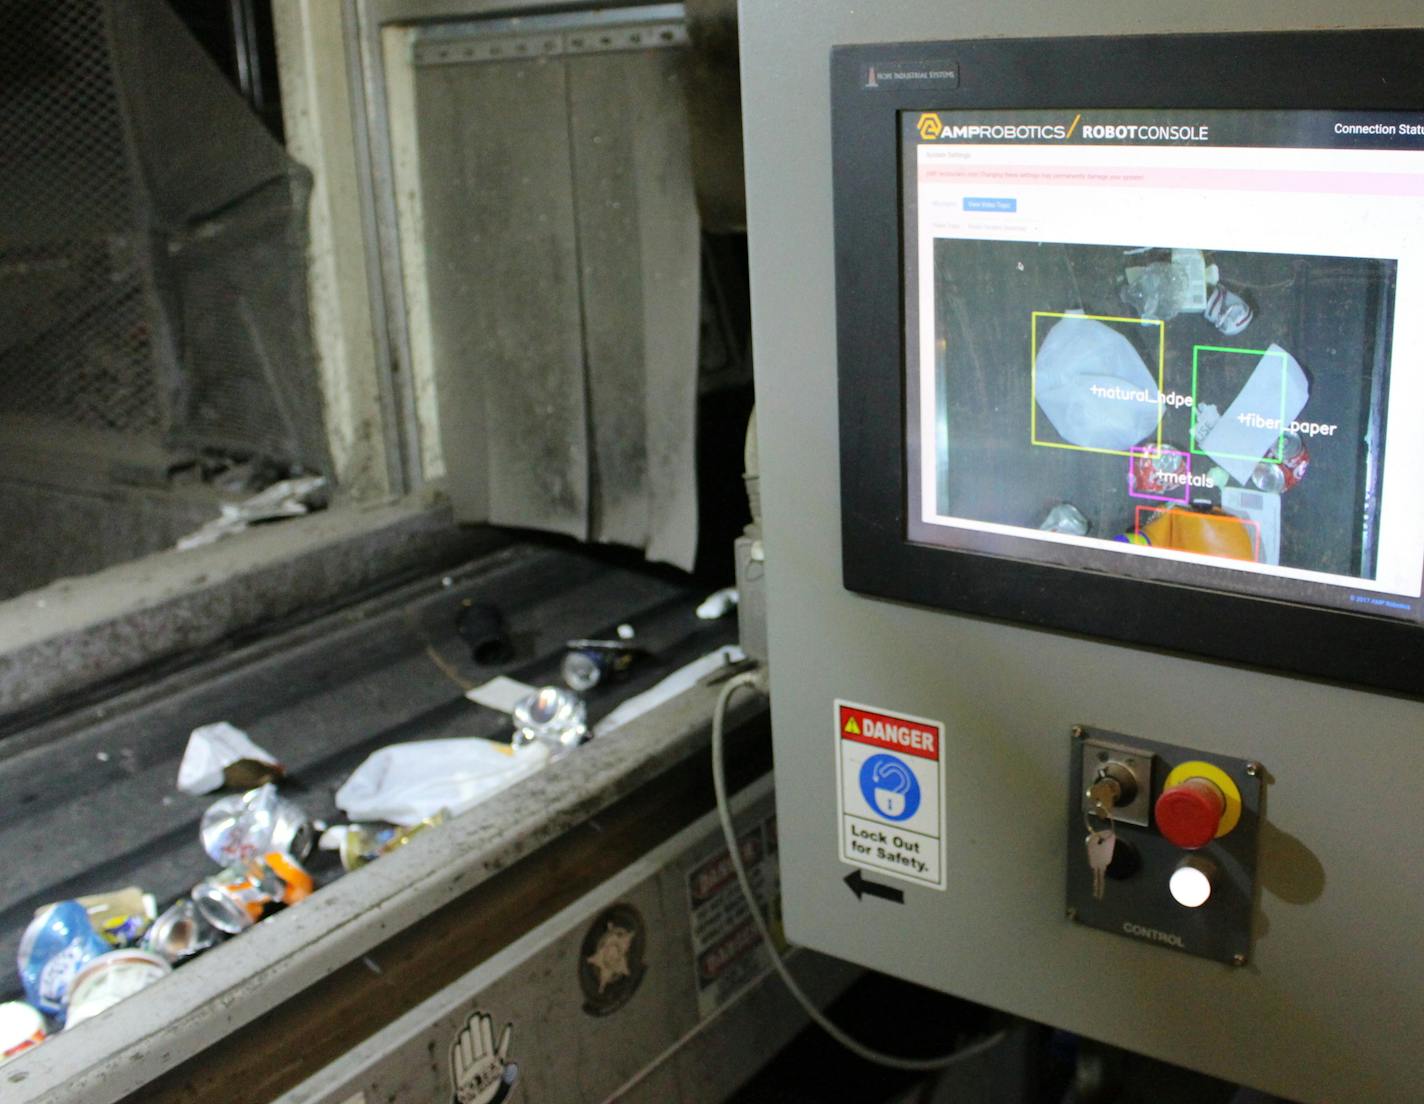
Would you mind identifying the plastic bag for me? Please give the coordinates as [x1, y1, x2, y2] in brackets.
[1039, 503, 1089, 535]
[1120, 248, 1212, 320]
[177, 722, 281, 795]
[335, 738, 551, 826]
[1122, 261, 1192, 320]
[1034, 315, 1161, 451]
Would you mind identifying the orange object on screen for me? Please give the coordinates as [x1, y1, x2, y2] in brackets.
[1140, 508, 1259, 561]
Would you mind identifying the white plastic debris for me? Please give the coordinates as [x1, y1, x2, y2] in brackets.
[176, 476, 327, 550]
[465, 676, 537, 714]
[1222, 486, 1283, 566]
[1121, 248, 1211, 320]
[695, 587, 740, 620]
[1039, 504, 1089, 536]
[595, 645, 747, 738]
[335, 738, 551, 825]
[1034, 314, 1162, 451]
[176, 722, 281, 796]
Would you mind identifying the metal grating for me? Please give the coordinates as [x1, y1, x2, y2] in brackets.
[0, 0, 330, 477]
[0, 0, 161, 437]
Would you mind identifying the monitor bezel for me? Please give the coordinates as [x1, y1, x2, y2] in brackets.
[831, 30, 1424, 698]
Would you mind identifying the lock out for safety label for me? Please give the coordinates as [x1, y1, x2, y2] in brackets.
[836, 700, 945, 890]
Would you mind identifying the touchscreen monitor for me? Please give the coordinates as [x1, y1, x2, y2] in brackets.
[902, 109, 1424, 622]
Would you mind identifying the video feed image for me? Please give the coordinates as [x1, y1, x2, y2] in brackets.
[930, 240, 1396, 579]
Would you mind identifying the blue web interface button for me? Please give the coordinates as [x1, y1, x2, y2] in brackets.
[963, 196, 1017, 212]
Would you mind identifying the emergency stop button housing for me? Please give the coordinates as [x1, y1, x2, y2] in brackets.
[1066, 726, 1264, 965]
[1156, 777, 1227, 849]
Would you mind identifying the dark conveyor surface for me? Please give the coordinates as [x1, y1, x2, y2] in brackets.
[0, 540, 734, 1000]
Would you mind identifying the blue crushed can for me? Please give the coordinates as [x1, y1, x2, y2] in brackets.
[17, 901, 108, 1019]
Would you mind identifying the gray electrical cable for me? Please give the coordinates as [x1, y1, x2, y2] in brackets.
[710, 669, 1008, 1074]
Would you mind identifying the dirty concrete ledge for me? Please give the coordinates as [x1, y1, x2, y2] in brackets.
[0, 491, 493, 720]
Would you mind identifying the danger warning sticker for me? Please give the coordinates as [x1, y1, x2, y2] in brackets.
[836, 700, 945, 890]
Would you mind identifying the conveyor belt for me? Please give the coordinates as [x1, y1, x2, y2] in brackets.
[0, 539, 734, 1000]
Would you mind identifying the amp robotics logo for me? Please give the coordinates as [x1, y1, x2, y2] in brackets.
[917, 112, 944, 140]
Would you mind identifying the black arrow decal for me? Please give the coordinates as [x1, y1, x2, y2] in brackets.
[844, 868, 904, 903]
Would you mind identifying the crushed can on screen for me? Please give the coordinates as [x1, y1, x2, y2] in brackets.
[1130, 444, 1187, 497]
[17, 901, 110, 1019]
[191, 852, 314, 934]
[0, 1001, 46, 1065]
[1251, 430, 1310, 493]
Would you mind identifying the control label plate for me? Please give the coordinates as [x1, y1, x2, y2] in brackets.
[835, 700, 945, 890]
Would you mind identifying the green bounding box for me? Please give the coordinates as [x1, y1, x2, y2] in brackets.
[1190, 345, 1289, 463]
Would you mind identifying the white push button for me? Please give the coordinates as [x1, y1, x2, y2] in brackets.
[1169, 856, 1216, 908]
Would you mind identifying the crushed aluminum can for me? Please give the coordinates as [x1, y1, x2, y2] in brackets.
[200, 784, 314, 865]
[64, 950, 171, 1029]
[1130, 444, 1187, 497]
[95, 912, 150, 949]
[141, 899, 219, 964]
[335, 811, 448, 872]
[511, 686, 588, 749]
[191, 852, 314, 935]
[561, 640, 641, 692]
[17, 901, 110, 1020]
[0, 1002, 46, 1065]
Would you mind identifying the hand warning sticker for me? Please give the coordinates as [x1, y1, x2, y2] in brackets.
[836, 700, 945, 890]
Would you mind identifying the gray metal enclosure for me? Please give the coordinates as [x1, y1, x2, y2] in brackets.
[743, 3, 1424, 1102]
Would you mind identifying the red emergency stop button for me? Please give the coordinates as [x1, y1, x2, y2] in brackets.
[1155, 777, 1226, 850]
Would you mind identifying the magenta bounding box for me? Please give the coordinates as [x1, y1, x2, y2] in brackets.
[1127, 445, 1191, 504]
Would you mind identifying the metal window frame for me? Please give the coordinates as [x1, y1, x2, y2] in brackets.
[341, 0, 687, 495]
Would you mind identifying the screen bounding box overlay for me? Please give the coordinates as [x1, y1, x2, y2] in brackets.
[904, 108, 1424, 620]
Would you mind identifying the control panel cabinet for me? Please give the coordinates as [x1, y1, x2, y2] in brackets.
[743, 4, 1424, 1102]
[1067, 727, 1263, 966]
